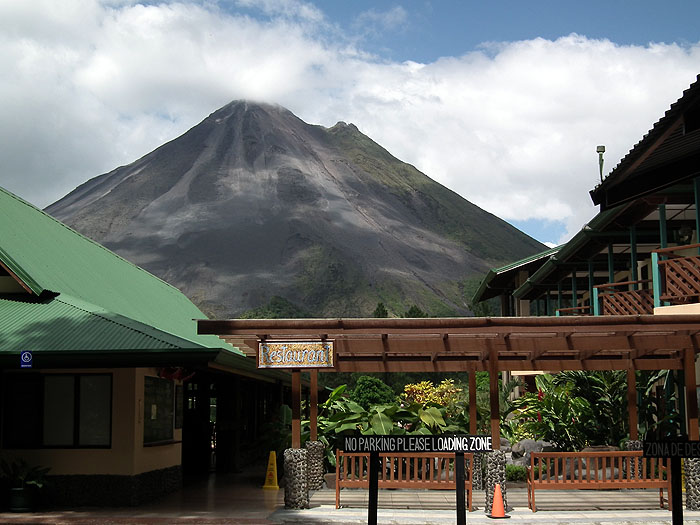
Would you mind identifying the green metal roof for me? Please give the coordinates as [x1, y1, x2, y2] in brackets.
[1, 294, 199, 352]
[512, 205, 626, 300]
[471, 246, 561, 304]
[0, 187, 237, 354]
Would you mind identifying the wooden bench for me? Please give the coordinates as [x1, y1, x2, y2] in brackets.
[335, 450, 474, 510]
[528, 450, 671, 512]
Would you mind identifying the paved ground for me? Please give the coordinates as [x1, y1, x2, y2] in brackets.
[1, 470, 700, 524]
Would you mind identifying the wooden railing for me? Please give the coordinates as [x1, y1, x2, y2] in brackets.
[594, 280, 654, 315]
[335, 450, 473, 510]
[654, 244, 700, 305]
[527, 450, 670, 512]
[555, 305, 591, 316]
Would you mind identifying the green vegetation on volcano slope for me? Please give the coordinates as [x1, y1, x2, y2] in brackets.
[325, 122, 545, 264]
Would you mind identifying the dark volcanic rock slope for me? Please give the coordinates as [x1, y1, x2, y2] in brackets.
[47, 101, 545, 317]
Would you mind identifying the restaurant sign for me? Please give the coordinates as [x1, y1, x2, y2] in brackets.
[258, 341, 334, 369]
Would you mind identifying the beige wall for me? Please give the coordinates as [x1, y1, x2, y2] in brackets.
[5, 367, 182, 476]
[654, 303, 700, 315]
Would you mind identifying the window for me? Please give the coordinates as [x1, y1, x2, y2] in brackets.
[144, 376, 174, 444]
[2, 374, 112, 448]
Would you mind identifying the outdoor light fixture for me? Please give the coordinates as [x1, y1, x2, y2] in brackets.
[597, 145, 605, 183]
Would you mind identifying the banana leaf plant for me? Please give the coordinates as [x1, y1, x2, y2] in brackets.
[301, 384, 467, 470]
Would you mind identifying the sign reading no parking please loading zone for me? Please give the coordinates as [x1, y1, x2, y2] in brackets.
[339, 434, 493, 454]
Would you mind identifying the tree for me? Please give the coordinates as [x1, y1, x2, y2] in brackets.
[403, 304, 428, 318]
[372, 302, 388, 318]
[350, 375, 397, 409]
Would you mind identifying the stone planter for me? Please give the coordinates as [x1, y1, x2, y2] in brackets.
[324, 472, 336, 489]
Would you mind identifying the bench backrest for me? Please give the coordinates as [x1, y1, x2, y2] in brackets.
[530, 450, 668, 485]
[336, 450, 473, 489]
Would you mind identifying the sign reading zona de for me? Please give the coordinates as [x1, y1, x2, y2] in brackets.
[340, 434, 493, 454]
[643, 440, 700, 458]
[258, 340, 334, 369]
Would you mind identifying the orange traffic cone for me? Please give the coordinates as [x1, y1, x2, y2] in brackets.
[488, 483, 510, 519]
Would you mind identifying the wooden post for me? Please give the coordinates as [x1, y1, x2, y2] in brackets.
[630, 226, 638, 288]
[489, 346, 500, 450]
[684, 348, 699, 441]
[310, 369, 318, 441]
[368, 451, 379, 525]
[455, 452, 466, 525]
[291, 369, 301, 449]
[627, 367, 638, 440]
[694, 177, 700, 255]
[469, 369, 477, 435]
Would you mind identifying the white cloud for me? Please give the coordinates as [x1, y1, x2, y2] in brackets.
[1, 1, 700, 246]
[353, 6, 409, 35]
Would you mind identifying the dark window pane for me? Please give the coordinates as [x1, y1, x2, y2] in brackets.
[2, 374, 42, 448]
[144, 376, 174, 443]
[43, 375, 75, 446]
[78, 375, 112, 447]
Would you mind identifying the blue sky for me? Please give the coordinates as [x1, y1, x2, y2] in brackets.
[2, 0, 700, 246]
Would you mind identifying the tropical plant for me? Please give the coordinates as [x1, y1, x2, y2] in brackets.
[509, 374, 592, 451]
[637, 370, 682, 440]
[551, 370, 628, 446]
[0, 459, 50, 490]
[402, 379, 465, 418]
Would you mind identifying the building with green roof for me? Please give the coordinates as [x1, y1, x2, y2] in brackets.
[0, 187, 288, 506]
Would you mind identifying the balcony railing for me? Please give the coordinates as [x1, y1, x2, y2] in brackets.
[652, 243, 700, 307]
[555, 305, 591, 316]
[593, 280, 654, 316]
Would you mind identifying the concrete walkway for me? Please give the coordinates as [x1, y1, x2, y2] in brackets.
[1, 470, 700, 524]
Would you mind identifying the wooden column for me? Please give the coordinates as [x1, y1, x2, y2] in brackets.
[489, 346, 500, 449]
[469, 369, 477, 435]
[310, 369, 318, 441]
[694, 176, 700, 255]
[627, 367, 638, 440]
[685, 349, 699, 441]
[630, 226, 638, 288]
[291, 369, 301, 448]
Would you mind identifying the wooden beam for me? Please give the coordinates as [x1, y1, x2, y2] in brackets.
[310, 369, 318, 441]
[627, 367, 638, 441]
[684, 348, 699, 441]
[489, 344, 500, 450]
[292, 369, 301, 449]
[469, 370, 477, 435]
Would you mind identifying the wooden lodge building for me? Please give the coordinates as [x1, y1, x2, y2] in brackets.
[472, 74, 700, 438]
[0, 187, 297, 506]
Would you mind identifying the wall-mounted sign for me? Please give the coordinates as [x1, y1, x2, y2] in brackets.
[20, 351, 32, 368]
[340, 434, 493, 454]
[258, 341, 334, 369]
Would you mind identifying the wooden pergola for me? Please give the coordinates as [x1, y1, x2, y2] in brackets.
[199, 315, 700, 448]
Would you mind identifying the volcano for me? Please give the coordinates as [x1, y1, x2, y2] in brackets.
[47, 101, 544, 317]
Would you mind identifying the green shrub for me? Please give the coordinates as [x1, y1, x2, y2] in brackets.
[505, 464, 527, 482]
[350, 375, 396, 409]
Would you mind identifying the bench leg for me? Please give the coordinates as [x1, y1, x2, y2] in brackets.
[335, 475, 340, 509]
